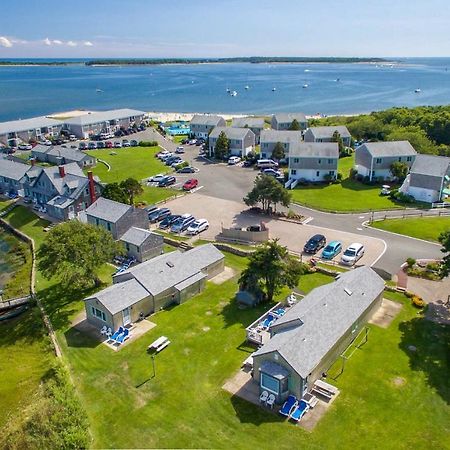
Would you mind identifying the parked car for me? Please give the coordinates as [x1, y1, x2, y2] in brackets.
[79, 142, 88, 150]
[321, 241, 342, 260]
[148, 207, 171, 223]
[165, 156, 182, 166]
[159, 152, 173, 161]
[228, 156, 241, 165]
[88, 142, 97, 149]
[303, 234, 326, 254]
[40, 140, 52, 146]
[186, 219, 209, 235]
[105, 141, 113, 148]
[175, 146, 185, 154]
[149, 173, 166, 183]
[341, 243, 365, 266]
[158, 175, 176, 187]
[262, 168, 282, 177]
[243, 159, 256, 167]
[183, 178, 198, 191]
[177, 166, 195, 173]
[69, 134, 77, 141]
[97, 141, 105, 149]
[170, 159, 184, 167]
[122, 139, 130, 147]
[18, 143, 33, 150]
[188, 139, 197, 145]
[159, 214, 180, 229]
[130, 140, 138, 147]
[144, 204, 158, 215]
[114, 142, 122, 148]
[171, 214, 195, 233]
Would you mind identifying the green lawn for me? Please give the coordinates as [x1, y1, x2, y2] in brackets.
[371, 216, 450, 242]
[3, 207, 450, 449]
[290, 155, 425, 213]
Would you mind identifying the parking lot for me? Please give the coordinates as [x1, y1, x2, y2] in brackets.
[162, 193, 386, 267]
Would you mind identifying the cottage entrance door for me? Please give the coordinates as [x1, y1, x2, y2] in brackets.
[122, 307, 131, 326]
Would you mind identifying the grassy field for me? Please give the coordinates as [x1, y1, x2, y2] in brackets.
[290, 155, 423, 213]
[3, 207, 449, 449]
[371, 216, 450, 242]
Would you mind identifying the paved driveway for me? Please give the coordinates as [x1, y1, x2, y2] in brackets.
[162, 193, 386, 267]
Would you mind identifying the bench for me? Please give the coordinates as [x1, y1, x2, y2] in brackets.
[148, 336, 169, 352]
[156, 340, 171, 353]
[311, 387, 332, 400]
[314, 379, 338, 395]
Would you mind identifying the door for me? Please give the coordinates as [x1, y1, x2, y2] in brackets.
[122, 307, 131, 326]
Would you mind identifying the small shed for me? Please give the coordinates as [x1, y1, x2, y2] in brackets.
[236, 290, 261, 307]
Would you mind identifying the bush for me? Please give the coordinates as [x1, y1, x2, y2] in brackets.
[337, 172, 343, 181]
[174, 161, 189, 171]
[412, 295, 425, 308]
[139, 140, 158, 147]
[406, 257, 416, 268]
[377, 176, 385, 185]
[349, 168, 358, 179]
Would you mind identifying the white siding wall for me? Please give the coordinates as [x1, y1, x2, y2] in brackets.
[408, 186, 440, 203]
[290, 169, 334, 182]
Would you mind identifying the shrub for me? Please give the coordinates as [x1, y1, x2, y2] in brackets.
[363, 175, 371, 184]
[337, 172, 343, 181]
[139, 140, 158, 147]
[377, 176, 385, 185]
[349, 168, 358, 179]
[412, 295, 425, 308]
[406, 257, 416, 268]
[174, 161, 189, 171]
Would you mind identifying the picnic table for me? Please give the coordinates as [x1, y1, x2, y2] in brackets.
[148, 336, 171, 353]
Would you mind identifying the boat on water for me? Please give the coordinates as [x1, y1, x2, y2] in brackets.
[226, 88, 230, 93]
[230, 90, 238, 97]
[245, 85, 250, 90]
[96, 88, 103, 93]
[272, 87, 276, 91]
[302, 84, 309, 88]
[415, 88, 421, 93]
[304, 69, 310, 72]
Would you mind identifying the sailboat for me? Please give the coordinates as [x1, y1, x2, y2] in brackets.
[245, 85, 250, 90]
[414, 88, 421, 93]
[272, 87, 277, 91]
[96, 88, 103, 93]
[230, 90, 238, 97]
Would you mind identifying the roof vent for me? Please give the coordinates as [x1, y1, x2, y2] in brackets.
[166, 261, 174, 268]
[302, 338, 307, 342]
[344, 288, 353, 296]
[323, 303, 327, 307]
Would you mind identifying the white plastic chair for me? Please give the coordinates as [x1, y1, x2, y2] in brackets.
[106, 328, 112, 338]
[267, 393, 276, 409]
[100, 325, 107, 335]
[259, 390, 269, 403]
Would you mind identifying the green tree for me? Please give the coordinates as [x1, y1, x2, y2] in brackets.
[390, 161, 409, 180]
[102, 182, 129, 204]
[120, 178, 143, 205]
[438, 230, 450, 278]
[239, 240, 305, 302]
[37, 221, 124, 288]
[244, 174, 291, 213]
[214, 131, 230, 160]
[386, 126, 436, 154]
[271, 142, 285, 161]
[332, 130, 345, 154]
[289, 119, 301, 130]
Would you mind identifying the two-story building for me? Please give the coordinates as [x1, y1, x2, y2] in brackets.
[63, 109, 146, 139]
[0, 158, 30, 196]
[260, 130, 303, 159]
[0, 116, 64, 147]
[208, 127, 255, 158]
[23, 164, 102, 220]
[31, 145, 96, 168]
[400, 154, 450, 203]
[355, 141, 417, 181]
[85, 197, 148, 240]
[271, 113, 308, 131]
[190, 115, 226, 139]
[304, 126, 351, 147]
[231, 117, 265, 144]
[288, 142, 339, 182]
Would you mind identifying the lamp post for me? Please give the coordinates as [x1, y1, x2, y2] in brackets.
[151, 354, 156, 378]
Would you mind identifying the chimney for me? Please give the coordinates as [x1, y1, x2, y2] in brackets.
[58, 166, 65, 178]
[31, 158, 36, 166]
[87, 170, 97, 204]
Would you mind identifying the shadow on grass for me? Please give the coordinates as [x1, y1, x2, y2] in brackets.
[64, 323, 103, 349]
[220, 297, 277, 329]
[398, 314, 450, 404]
[229, 395, 285, 425]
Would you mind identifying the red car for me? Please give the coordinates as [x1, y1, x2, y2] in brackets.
[105, 141, 113, 148]
[182, 178, 199, 191]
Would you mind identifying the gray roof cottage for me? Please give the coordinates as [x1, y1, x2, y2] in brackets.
[252, 267, 384, 404]
[119, 227, 164, 263]
[190, 114, 226, 139]
[260, 129, 303, 159]
[271, 113, 308, 131]
[304, 126, 351, 146]
[231, 117, 265, 144]
[31, 145, 96, 168]
[209, 127, 255, 158]
[0, 158, 31, 196]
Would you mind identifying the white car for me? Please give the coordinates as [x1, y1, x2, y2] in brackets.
[149, 174, 166, 183]
[341, 243, 365, 266]
[18, 143, 32, 150]
[186, 219, 209, 235]
[69, 134, 77, 141]
[159, 152, 173, 160]
[114, 142, 122, 148]
[228, 156, 241, 165]
[40, 140, 52, 146]
[175, 146, 185, 153]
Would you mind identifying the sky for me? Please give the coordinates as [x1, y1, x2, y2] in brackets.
[0, 0, 449, 58]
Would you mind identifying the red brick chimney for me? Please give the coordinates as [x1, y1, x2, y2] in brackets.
[87, 171, 97, 204]
[58, 166, 65, 178]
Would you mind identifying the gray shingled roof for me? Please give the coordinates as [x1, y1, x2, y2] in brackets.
[0, 158, 30, 180]
[190, 114, 224, 127]
[47, 146, 93, 162]
[273, 113, 307, 124]
[253, 267, 385, 379]
[410, 154, 450, 178]
[87, 278, 150, 315]
[209, 126, 254, 140]
[86, 197, 132, 223]
[231, 117, 265, 129]
[31, 144, 50, 156]
[115, 244, 224, 296]
[358, 141, 417, 157]
[120, 227, 162, 247]
[63, 109, 145, 126]
[306, 126, 351, 139]
[260, 129, 303, 143]
[290, 142, 339, 158]
[0, 116, 62, 135]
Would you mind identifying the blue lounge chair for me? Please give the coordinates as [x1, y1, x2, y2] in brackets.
[115, 328, 129, 344]
[262, 313, 276, 329]
[110, 326, 125, 341]
[290, 400, 309, 422]
[274, 308, 286, 317]
[279, 395, 297, 417]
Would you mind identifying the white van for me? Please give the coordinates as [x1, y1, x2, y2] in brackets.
[257, 159, 279, 169]
[341, 243, 365, 266]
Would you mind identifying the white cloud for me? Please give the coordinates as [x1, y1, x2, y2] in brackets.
[67, 41, 77, 47]
[53, 39, 63, 45]
[0, 36, 13, 48]
[83, 41, 94, 47]
[44, 37, 52, 46]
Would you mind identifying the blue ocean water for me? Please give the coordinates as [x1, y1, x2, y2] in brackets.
[0, 58, 449, 121]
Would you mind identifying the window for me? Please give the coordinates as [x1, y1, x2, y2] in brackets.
[261, 373, 279, 394]
[316, 171, 320, 177]
[407, 156, 412, 162]
[96, 218, 100, 226]
[291, 169, 297, 175]
[398, 157, 402, 162]
[91, 306, 106, 321]
[318, 159, 322, 164]
[329, 170, 335, 176]
[328, 159, 333, 164]
[375, 158, 382, 164]
[294, 158, 299, 164]
[107, 222, 111, 231]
